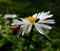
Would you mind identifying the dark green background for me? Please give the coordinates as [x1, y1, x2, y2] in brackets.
[0, 0, 60, 51]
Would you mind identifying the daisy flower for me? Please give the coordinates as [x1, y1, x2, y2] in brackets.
[4, 14, 17, 19]
[12, 11, 55, 36]
[3, 14, 17, 25]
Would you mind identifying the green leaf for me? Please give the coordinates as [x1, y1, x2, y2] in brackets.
[0, 38, 7, 47]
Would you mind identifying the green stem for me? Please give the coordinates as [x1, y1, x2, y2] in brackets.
[27, 25, 34, 51]
[8, 18, 12, 26]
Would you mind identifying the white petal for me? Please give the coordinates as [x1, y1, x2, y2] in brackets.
[37, 24, 52, 29]
[12, 14, 17, 18]
[34, 23, 44, 34]
[27, 24, 32, 32]
[42, 14, 53, 20]
[20, 18, 31, 24]
[32, 13, 38, 18]
[16, 27, 22, 37]
[36, 12, 41, 18]
[4, 14, 9, 18]
[44, 19, 55, 22]
[37, 11, 44, 18]
[36, 11, 53, 20]
[4, 14, 17, 18]
[22, 25, 28, 36]
[42, 11, 50, 16]
[38, 20, 55, 24]
[11, 19, 24, 25]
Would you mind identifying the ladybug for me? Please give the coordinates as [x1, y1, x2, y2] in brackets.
[12, 26, 20, 35]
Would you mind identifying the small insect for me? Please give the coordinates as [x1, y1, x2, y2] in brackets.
[12, 25, 20, 35]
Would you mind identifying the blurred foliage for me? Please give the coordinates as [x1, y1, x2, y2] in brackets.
[0, 0, 60, 51]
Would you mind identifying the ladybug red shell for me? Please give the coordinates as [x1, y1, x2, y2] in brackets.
[12, 26, 19, 35]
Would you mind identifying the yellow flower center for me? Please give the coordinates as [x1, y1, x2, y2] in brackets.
[25, 16, 36, 23]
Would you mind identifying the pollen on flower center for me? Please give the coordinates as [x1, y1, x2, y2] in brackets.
[25, 16, 36, 23]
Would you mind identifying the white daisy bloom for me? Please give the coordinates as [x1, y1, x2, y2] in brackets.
[12, 11, 55, 36]
[4, 14, 17, 19]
